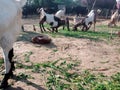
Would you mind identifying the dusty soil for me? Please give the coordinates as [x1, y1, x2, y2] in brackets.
[0, 18, 120, 90]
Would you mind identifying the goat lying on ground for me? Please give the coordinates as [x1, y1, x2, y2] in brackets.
[0, 0, 26, 88]
[38, 8, 69, 33]
[108, 10, 119, 27]
[73, 10, 97, 31]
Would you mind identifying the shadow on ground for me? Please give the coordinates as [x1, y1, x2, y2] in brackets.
[3, 74, 45, 90]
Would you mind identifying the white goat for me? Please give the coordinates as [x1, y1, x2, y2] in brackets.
[0, 0, 26, 88]
[73, 10, 97, 31]
[39, 8, 69, 33]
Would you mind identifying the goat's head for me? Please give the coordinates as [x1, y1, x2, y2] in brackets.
[62, 7, 66, 12]
[37, 8, 44, 13]
[94, 9, 102, 16]
[97, 9, 102, 14]
[37, 8, 46, 20]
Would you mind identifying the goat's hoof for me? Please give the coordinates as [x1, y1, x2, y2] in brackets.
[0, 82, 9, 89]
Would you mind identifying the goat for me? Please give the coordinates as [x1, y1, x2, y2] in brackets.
[73, 10, 97, 31]
[38, 8, 69, 33]
[0, 0, 26, 88]
[108, 10, 119, 27]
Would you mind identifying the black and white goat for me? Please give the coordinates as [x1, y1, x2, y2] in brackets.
[73, 10, 97, 31]
[38, 8, 69, 33]
[0, 0, 26, 88]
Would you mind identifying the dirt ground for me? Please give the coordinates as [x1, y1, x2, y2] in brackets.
[0, 18, 120, 90]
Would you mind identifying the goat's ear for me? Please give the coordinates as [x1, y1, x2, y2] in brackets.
[97, 9, 102, 14]
[37, 8, 40, 13]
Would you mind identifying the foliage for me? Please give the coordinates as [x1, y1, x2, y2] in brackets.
[38, 60, 120, 90]
[0, 58, 4, 67]
[22, 0, 78, 16]
[44, 25, 117, 42]
[25, 0, 74, 8]
[24, 51, 33, 62]
[15, 51, 120, 90]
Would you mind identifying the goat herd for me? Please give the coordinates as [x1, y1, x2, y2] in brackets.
[33, 8, 97, 33]
[32, 7, 119, 33]
[0, 0, 119, 89]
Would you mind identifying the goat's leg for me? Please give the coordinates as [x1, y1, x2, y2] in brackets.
[42, 23, 46, 32]
[66, 20, 70, 31]
[73, 22, 82, 31]
[87, 22, 92, 30]
[0, 39, 14, 88]
[81, 25, 86, 31]
[84, 24, 90, 31]
[39, 23, 44, 33]
[81, 26, 84, 31]
[66, 19, 70, 31]
[33, 25, 36, 31]
[114, 21, 117, 27]
[51, 28, 55, 33]
[114, 23, 117, 27]
[55, 28, 58, 33]
[93, 22, 95, 32]
[108, 22, 111, 27]
[21, 25, 24, 32]
[63, 25, 65, 30]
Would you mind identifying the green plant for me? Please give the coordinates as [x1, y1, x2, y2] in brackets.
[45, 26, 117, 42]
[0, 58, 4, 67]
[32, 63, 41, 73]
[39, 60, 120, 90]
[24, 51, 33, 62]
[17, 73, 33, 80]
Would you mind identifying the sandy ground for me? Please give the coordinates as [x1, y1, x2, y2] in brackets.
[0, 18, 120, 90]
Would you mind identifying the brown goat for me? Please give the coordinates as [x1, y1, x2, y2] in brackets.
[108, 10, 119, 27]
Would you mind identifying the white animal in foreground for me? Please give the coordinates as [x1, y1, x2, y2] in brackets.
[0, 0, 26, 88]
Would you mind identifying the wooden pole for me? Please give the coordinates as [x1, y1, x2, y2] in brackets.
[91, 0, 97, 10]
